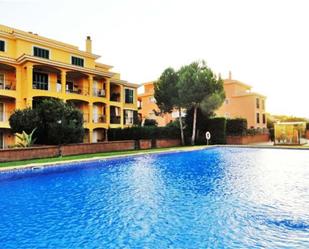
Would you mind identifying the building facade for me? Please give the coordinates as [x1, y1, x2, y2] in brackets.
[138, 82, 177, 127]
[138, 73, 266, 129]
[215, 72, 267, 129]
[0, 24, 138, 148]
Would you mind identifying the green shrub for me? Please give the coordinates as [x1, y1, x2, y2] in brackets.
[195, 117, 227, 145]
[144, 119, 158, 127]
[107, 126, 180, 141]
[226, 118, 247, 135]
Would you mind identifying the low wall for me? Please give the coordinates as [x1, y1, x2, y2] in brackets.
[61, 140, 135, 156]
[139, 139, 152, 150]
[0, 146, 59, 162]
[156, 139, 181, 148]
[226, 134, 269, 145]
[0, 139, 182, 162]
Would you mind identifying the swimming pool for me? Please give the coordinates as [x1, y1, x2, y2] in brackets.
[0, 148, 308, 248]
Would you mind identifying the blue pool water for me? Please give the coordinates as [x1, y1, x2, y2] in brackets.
[0, 148, 309, 248]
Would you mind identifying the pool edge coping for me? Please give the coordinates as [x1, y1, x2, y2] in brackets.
[0, 144, 308, 173]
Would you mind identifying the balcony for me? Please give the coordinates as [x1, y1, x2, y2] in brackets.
[110, 83, 121, 102]
[110, 93, 120, 102]
[110, 116, 121, 124]
[93, 88, 106, 97]
[66, 86, 89, 96]
[0, 79, 16, 91]
[124, 117, 134, 125]
[83, 113, 90, 123]
[0, 111, 13, 127]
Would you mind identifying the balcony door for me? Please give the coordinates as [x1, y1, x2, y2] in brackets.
[0, 131, 3, 149]
[0, 103, 4, 122]
[93, 105, 99, 123]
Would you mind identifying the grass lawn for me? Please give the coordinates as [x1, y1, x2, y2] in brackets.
[0, 146, 202, 169]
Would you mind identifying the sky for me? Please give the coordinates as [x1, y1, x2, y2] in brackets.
[1, 0, 309, 118]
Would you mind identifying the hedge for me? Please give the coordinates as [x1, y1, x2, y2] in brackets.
[195, 117, 227, 145]
[226, 118, 247, 135]
[107, 126, 180, 141]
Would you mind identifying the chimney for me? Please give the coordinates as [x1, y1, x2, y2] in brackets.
[86, 36, 92, 53]
[228, 71, 232, 80]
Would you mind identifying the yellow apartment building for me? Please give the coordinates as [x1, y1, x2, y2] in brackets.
[138, 73, 266, 129]
[0, 24, 138, 148]
[215, 72, 267, 129]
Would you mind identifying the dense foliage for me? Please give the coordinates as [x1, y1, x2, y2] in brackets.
[193, 118, 227, 145]
[9, 98, 84, 145]
[155, 67, 185, 144]
[143, 119, 158, 127]
[108, 126, 180, 141]
[177, 61, 225, 145]
[9, 108, 40, 134]
[226, 118, 247, 135]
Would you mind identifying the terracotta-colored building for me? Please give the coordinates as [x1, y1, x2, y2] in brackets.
[138, 73, 266, 129]
[215, 72, 267, 129]
[138, 82, 175, 126]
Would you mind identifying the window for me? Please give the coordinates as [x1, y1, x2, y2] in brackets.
[0, 73, 4, 89]
[256, 98, 260, 109]
[71, 56, 84, 67]
[262, 114, 266, 124]
[225, 99, 229, 104]
[33, 72, 48, 90]
[256, 113, 260, 123]
[125, 88, 134, 104]
[33, 46, 49, 59]
[124, 109, 134, 125]
[262, 99, 265, 110]
[0, 40, 5, 52]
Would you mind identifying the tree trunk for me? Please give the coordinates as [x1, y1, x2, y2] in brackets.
[178, 108, 185, 145]
[191, 105, 198, 145]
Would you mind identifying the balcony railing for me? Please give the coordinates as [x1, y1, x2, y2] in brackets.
[0, 111, 14, 122]
[0, 79, 16, 90]
[93, 88, 106, 97]
[66, 87, 89, 96]
[93, 115, 106, 123]
[110, 116, 121, 124]
[33, 81, 49, 90]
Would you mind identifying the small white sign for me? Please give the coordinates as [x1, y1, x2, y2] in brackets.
[205, 131, 211, 140]
[205, 131, 211, 145]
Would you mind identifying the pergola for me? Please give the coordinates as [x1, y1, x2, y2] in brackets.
[274, 122, 307, 145]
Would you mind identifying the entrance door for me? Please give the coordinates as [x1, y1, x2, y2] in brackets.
[0, 103, 4, 122]
[0, 131, 3, 149]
